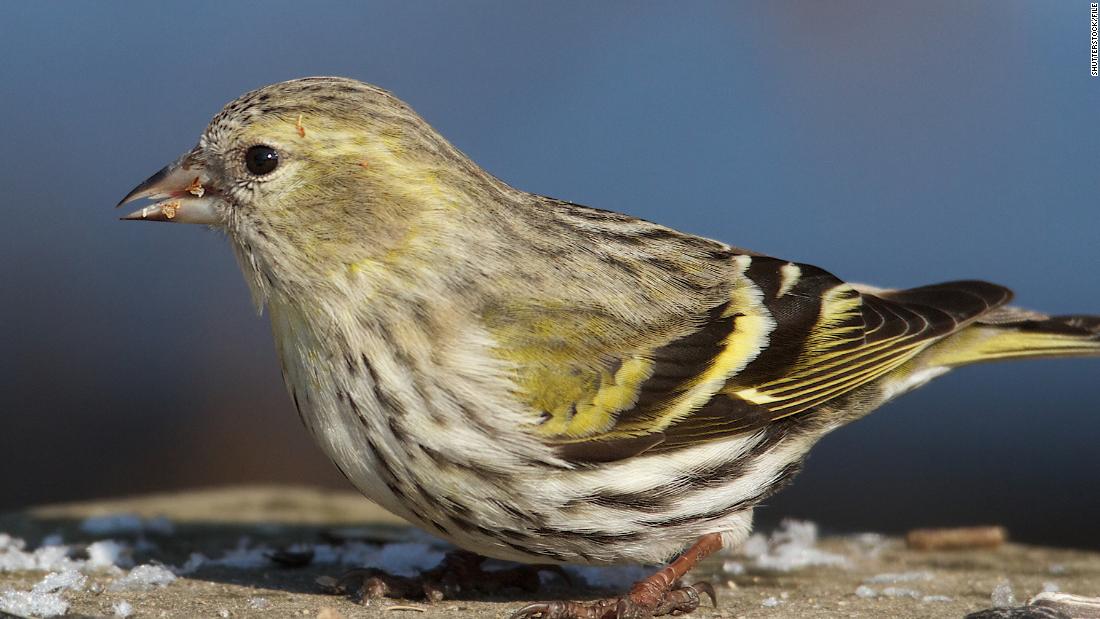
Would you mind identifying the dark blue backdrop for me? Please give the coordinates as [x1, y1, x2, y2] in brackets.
[2, 2, 1097, 547]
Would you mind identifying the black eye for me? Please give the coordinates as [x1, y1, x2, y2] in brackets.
[245, 145, 279, 176]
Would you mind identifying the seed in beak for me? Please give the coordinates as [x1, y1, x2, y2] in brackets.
[187, 177, 205, 197]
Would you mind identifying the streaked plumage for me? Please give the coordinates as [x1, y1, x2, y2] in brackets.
[118, 77, 1100, 616]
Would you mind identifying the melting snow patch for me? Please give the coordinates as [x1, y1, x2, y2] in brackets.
[0, 536, 80, 573]
[991, 579, 1016, 607]
[855, 585, 877, 598]
[865, 571, 933, 584]
[370, 542, 445, 577]
[33, 570, 86, 594]
[108, 564, 177, 591]
[740, 520, 849, 572]
[761, 596, 781, 607]
[209, 538, 271, 569]
[247, 597, 270, 610]
[0, 589, 69, 618]
[722, 560, 745, 575]
[173, 538, 449, 577]
[175, 553, 208, 575]
[87, 540, 133, 570]
[921, 595, 953, 603]
[881, 587, 921, 599]
[849, 533, 889, 558]
[113, 600, 135, 617]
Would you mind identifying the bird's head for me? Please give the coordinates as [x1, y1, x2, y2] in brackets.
[118, 77, 502, 302]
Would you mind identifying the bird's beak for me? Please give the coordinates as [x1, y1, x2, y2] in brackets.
[117, 146, 222, 224]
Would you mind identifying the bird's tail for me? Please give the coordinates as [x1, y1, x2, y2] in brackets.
[925, 308, 1100, 367]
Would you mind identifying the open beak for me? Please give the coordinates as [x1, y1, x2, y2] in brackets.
[117, 146, 222, 224]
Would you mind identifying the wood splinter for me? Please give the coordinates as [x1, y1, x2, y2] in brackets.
[906, 526, 1007, 551]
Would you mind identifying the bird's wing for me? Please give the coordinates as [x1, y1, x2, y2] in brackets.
[501, 254, 1012, 464]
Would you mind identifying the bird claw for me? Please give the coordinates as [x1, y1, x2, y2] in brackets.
[688, 581, 717, 608]
[509, 581, 717, 619]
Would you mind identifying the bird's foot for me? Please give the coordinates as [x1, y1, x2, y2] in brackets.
[509, 580, 716, 619]
[318, 549, 567, 603]
[511, 533, 723, 619]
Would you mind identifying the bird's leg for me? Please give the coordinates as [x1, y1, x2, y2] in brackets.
[510, 532, 722, 619]
[320, 549, 568, 603]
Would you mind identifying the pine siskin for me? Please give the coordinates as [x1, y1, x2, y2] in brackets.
[118, 77, 1100, 618]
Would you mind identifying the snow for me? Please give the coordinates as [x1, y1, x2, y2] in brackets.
[108, 564, 177, 591]
[865, 571, 933, 584]
[0, 570, 88, 618]
[87, 540, 133, 570]
[370, 542, 445, 577]
[1, 533, 135, 575]
[740, 520, 849, 572]
[881, 586, 921, 599]
[247, 596, 270, 609]
[33, 570, 86, 594]
[0, 531, 168, 615]
[848, 533, 889, 558]
[0, 538, 81, 573]
[113, 600, 135, 617]
[173, 538, 447, 577]
[208, 539, 271, 569]
[115, 535, 450, 591]
[722, 560, 745, 575]
[858, 584, 946, 601]
[856, 570, 947, 602]
[175, 553, 208, 575]
[1041, 581, 1060, 593]
[991, 579, 1016, 607]
[0, 535, 26, 553]
[0, 589, 69, 618]
[761, 596, 781, 607]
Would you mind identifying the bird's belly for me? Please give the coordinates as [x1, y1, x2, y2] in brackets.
[297, 387, 822, 566]
[271, 304, 834, 566]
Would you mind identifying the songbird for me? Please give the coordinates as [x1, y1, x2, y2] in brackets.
[118, 77, 1099, 619]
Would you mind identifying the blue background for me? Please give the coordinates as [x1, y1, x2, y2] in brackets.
[2, 2, 1097, 547]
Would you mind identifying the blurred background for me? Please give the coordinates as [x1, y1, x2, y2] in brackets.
[2, 2, 1097, 549]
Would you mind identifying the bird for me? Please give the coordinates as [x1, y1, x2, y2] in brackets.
[117, 77, 1100, 619]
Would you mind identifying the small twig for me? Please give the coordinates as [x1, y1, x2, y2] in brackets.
[383, 605, 427, 612]
[907, 526, 1006, 550]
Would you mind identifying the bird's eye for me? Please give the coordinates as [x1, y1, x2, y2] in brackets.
[244, 145, 279, 176]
